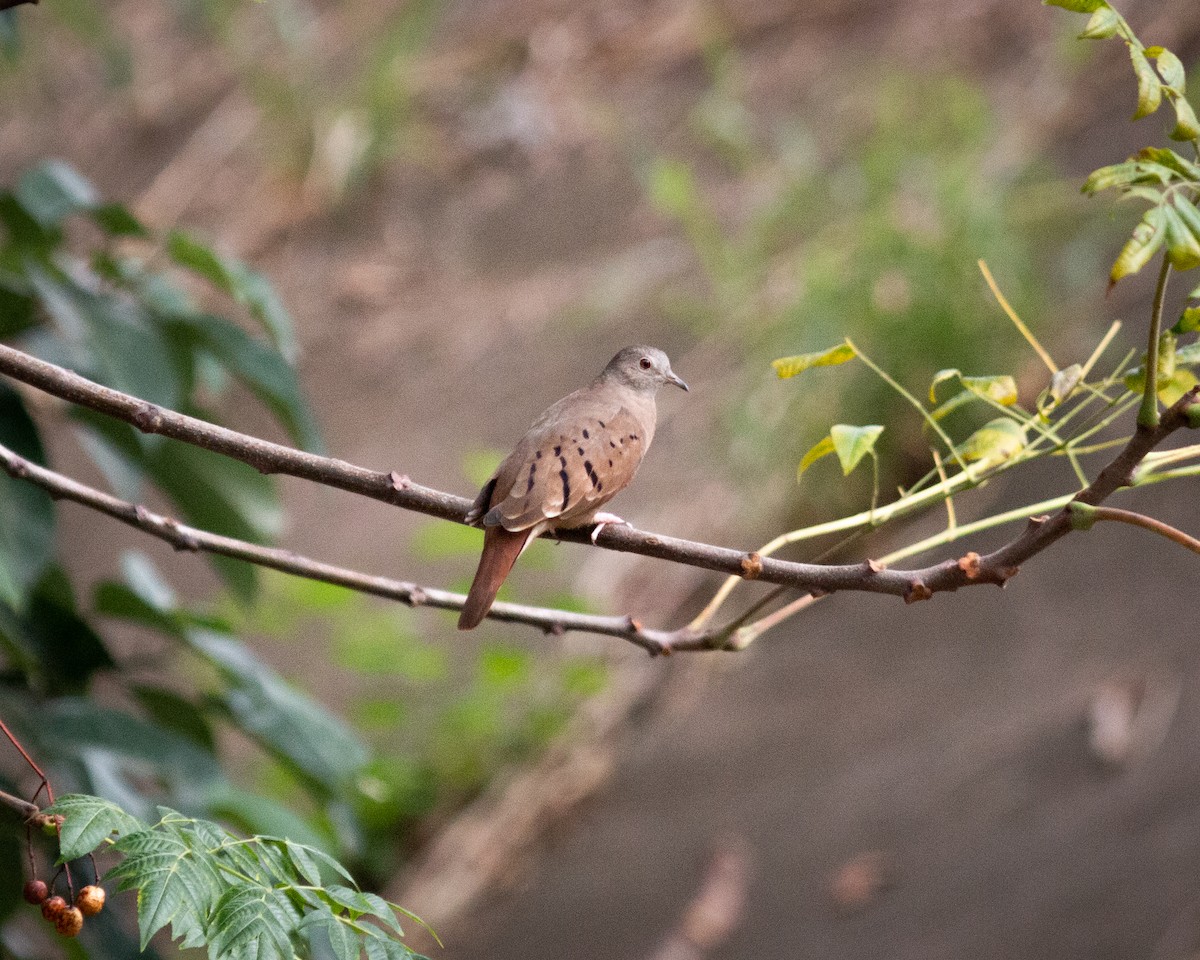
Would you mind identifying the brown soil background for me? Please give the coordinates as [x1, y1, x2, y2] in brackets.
[5, 0, 1200, 957]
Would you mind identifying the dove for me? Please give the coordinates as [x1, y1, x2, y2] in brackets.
[457, 345, 688, 630]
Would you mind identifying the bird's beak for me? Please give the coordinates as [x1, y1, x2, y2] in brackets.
[667, 371, 689, 392]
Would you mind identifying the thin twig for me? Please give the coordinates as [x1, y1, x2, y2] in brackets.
[979, 259, 1058, 374]
[1071, 504, 1200, 555]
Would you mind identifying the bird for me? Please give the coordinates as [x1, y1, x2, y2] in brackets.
[457, 345, 689, 630]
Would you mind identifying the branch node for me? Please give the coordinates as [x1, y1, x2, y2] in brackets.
[9, 456, 28, 478]
[546, 622, 566, 637]
[1186, 403, 1200, 430]
[810, 587, 830, 599]
[164, 519, 201, 551]
[904, 581, 932, 604]
[131, 402, 163, 433]
[740, 552, 763, 580]
[408, 587, 428, 606]
[865, 558, 885, 574]
[999, 565, 1020, 585]
[388, 471, 411, 492]
[957, 552, 982, 580]
[1068, 501, 1098, 531]
[624, 615, 644, 634]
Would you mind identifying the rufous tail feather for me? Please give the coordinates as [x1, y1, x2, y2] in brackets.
[458, 526, 531, 630]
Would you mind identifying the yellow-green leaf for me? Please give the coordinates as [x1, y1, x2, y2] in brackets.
[956, 418, 1027, 467]
[1169, 97, 1200, 142]
[961, 375, 1019, 406]
[1164, 205, 1200, 271]
[1151, 49, 1186, 91]
[1079, 6, 1120, 39]
[1049, 363, 1084, 403]
[1130, 45, 1163, 120]
[1160, 369, 1199, 405]
[1044, 0, 1107, 12]
[1109, 206, 1167, 287]
[772, 341, 857, 379]
[1177, 305, 1200, 333]
[830, 424, 884, 476]
[797, 435, 835, 479]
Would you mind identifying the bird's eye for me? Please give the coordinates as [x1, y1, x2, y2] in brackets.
[639, 357, 652, 370]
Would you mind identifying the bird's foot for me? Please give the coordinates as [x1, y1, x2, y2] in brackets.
[590, 513, 631, 543]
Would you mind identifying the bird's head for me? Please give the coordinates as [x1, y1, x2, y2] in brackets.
[603, 345, 689, 393]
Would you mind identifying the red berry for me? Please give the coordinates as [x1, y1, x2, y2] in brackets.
[41, 895, 67, 922]
[55, 905, 83, 937]
[22, 879, 48, 905]
[76, 885, 105, 916]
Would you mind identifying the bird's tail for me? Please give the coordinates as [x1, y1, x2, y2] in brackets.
[458, 525, 531, 630]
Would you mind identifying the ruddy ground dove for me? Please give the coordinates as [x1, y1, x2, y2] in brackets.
[458, 345, 688, 630]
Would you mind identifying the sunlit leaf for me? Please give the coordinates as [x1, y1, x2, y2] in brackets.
[1078, 5, 1120, 38]
[797, 434, 835, 479]
[1149, 48, 1186, 91]
[1129, 45, 1163, 120]
[772, 341, 857, 379]
[956, 417, 1027, 466]
[1177, 305, 1200, 332]
[1109, 205, 1167, 287]
[1163, 204, 1200, 270]
[1169, 97, 1200, 142]
[1043, 0, 1107, 12]
[829, 424, 883, 476]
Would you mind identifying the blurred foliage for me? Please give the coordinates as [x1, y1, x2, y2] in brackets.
[646, 63, 1113, 509]
[1, 0, 443, 201]
[0, 163, 603, 958]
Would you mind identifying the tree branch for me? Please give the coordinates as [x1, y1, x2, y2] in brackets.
[1068, 503, 1200, 555]
[0, 344, 1197, 618]
[0, 0, 38, 12]
[0, 440, 730, 654]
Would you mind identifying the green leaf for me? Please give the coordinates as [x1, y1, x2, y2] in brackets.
[797, 434, 835, 478]
[1048, 363, 1085, 404]
[1163, 204, 1200, 270]
[829, 424, 884, 476]
[42, 794, 145, 860]
[1109, 206, 1167, 287]
[956, 417, 1027, 466]
[90, 203, 149, 237]
[165, 313, 323, 451]
[0, 384, 55, 610]
[1129, 45, 1163, 120]
[186, 629, 371, 793]
[132, 686, 215, 752]
[772, 341, 857, 379]
[14, 161, 97, 227]
[1136, 147, 1200, 179]
[1177, 305, 1200, 332]
[1043, 0, 1106, 12]
[166, 231, 298, 361]
[1150, 48, 1186, 91]
[1078, 5, 1120, 38]
[303, 912, 361, 960]
[1169, 97, 1200, 142]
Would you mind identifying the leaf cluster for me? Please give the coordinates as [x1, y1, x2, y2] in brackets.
[44, 794, 431, 960]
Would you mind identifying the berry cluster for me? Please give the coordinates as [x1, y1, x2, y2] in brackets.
[22, 879, 105, 938]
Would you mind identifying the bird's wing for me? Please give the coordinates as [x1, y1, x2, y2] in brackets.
[485, 403, 650, 531]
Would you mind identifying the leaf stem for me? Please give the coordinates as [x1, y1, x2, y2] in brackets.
[1139, 255, 1172, 428]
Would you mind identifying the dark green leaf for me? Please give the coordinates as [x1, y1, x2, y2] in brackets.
[186, 629, 370, 793]
[0, 280, 37, 338]
[90, 203, 149, 238]
[132, 686, 216, 752]
[166, 313, 323, 451]
[0, 192, 59, 251]
[42, 794, 145, 860]
[14, 161, 97, 228]
[1136, 147, 1200, 180]
[167, 231, 297, 361]
[0, 383, 55, 610]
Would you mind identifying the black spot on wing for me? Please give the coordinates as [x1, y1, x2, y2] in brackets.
[559, 468, 570, 509]
[582, 429, 590, 439]
[583, 460, 599, 488]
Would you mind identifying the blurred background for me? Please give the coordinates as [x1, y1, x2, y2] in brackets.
[2, 0, 1200, 957]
